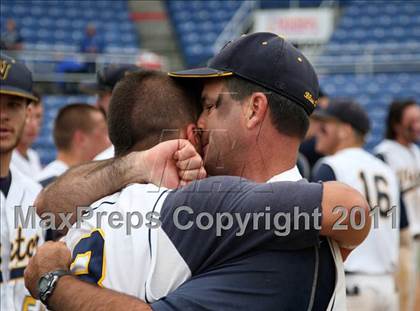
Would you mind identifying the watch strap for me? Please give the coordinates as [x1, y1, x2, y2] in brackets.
[39, 269, 71, 306]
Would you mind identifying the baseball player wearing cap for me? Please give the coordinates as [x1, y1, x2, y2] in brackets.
[374, 100, 420, 311]
[312, 100, 404, 310]
[11, 93, 43, 179]
[90, 64, 142, 160]
[0, 53, 44, 310]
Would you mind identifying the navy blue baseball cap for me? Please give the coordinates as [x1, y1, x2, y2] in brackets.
[168, 32, 319, 115]
[96, 64, 142, 92]
[0, 53, 37, 102]
[314, 99, 371, 135]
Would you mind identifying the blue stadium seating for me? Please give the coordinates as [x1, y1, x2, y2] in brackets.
[0, 0, 139, 52]
[166, 0, 242, 66]
[329, 1, 420, 45]
[33, 96, 96, 165]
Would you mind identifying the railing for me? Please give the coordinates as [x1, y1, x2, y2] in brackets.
[213, 1, 258, 54]
[2, 48, 168, 83]
[307, 42, 420, 74]
[3, 40, 420, 83]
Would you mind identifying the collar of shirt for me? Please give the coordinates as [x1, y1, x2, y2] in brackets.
[266, 166, 302, 183]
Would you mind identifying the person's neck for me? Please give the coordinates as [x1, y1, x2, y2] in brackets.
[395, 136, 411, 147]
[16, 143, 29, 158]
[334, 142, 362, 154]
[0, 152, 12, 178]
[56, 151, 83, 167]
[235, 137, 298, 183]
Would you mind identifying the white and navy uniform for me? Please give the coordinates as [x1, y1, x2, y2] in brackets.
[36, 159, 69, 187]
[11, 149, 42, 179]
[375, 139, 420, 311]
[94, 145, 114, 160]
[66, 167, 345, 310]
[374, 140, 420, 237]
[313, 147, 401, 311]
[0, 165, 44, 311]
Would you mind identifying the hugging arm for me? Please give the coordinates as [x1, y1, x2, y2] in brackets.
[35, 140, 205, 232]
[158, 177, 370, 274]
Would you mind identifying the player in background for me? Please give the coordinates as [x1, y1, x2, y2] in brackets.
[87, 64, 142, 160]
[11, 91, 43, 178]
[299, 89, 330, 172]
[37, 104, 109, 187]
[0, 53, 44, 310]
[312, 100, 404, 311]
[374, 100, 420, 311]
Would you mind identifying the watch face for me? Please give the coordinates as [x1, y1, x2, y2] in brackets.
[39, 275, 51, 292]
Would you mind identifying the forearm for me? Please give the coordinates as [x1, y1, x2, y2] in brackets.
[48, 275, 151, 311]
[36, 153, 144, 227]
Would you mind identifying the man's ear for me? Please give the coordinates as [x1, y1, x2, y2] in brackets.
[72, 130, 85, 148]
[244, 92, 269, 130]
[25, 103, 33, 124]
[339, 124, 353, 140]
[186, 123, 201, 151]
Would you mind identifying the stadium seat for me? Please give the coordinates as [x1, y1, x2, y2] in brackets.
[0, 0, 139, 52]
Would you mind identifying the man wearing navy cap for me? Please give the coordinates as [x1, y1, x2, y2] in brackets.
[165, 32, 345, 310]
[91, 64, 142, 160]
[24, 34, 369, 310]
[313, 99, 406, 310]
[0, 53, 44, 310]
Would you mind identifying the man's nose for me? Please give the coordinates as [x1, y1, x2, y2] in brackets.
[0, 106, 10, 121]
[197, 114, 206, 129]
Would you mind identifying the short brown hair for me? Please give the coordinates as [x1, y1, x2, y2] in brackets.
[53, 104, 101, 151]
[108, 71, 199, 156]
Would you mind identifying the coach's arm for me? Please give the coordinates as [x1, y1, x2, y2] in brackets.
[35, 140, 205, 231]
[24, 241, 155, 311]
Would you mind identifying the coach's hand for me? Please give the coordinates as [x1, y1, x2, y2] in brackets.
[24, 241, 72, 298]
[140, 139, 206, 188]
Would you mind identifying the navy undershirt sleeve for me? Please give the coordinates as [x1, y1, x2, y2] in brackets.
[159, 176, 322, 275]
[312, 163, 337, 182]
[400, 196, 409, 229]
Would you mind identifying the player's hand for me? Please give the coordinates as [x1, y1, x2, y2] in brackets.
[24, 241, 72, 298]
[140, 139, 206, 189]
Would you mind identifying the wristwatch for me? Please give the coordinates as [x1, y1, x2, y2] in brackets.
[38, 270, 71, 306]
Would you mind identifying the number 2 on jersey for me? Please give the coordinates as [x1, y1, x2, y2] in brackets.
[70, 229, 106, 286]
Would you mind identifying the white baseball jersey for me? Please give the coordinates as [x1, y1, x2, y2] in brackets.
[1, 165, 44, 311]
[375, 139, 420, 236]
[66, 167, 345, 310]
[94, 145, 114, 160]
[36, 160, 69, 187]
[315, 147, 401, 274]
[11, 149, 42, 180]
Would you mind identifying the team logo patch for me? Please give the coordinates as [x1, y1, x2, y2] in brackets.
[304, 91, 318, 107]
[0, 60, 12, 80]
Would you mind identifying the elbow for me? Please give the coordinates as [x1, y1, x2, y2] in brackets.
[344, 187, 371, 248]
[34, 189, 47, 218]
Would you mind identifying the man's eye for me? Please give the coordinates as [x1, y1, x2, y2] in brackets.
[9, 102, 22, 109]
